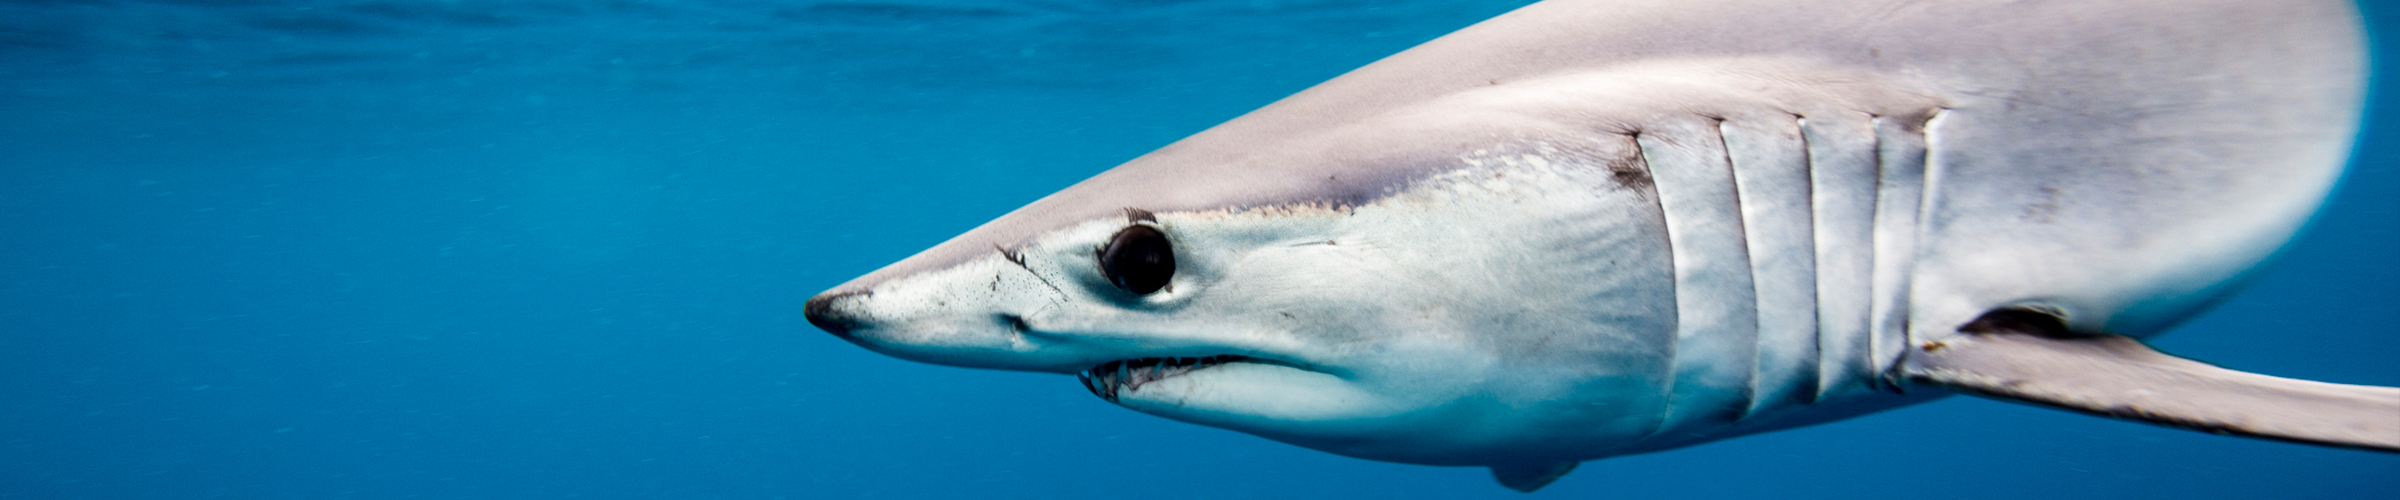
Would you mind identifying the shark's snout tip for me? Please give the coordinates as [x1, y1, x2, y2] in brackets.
[804, 290, 867, 339]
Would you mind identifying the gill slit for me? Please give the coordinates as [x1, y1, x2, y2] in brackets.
[1790, 114, 1824, 405]
[1713, 116, 1765, 420]
[1637, 116, 1765, 436]
[1724, 113, 1822, 419]
[1865, 111, 1936, 392]
[1882, 107, 1948, 389]
[1624, 128, 1677, 441]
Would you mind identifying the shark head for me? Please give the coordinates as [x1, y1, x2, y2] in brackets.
[806, 100, 1685, 466]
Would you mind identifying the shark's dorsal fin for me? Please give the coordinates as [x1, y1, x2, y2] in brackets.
[1902, 310, 2400, 452]
[1490, 461, 1579, 492]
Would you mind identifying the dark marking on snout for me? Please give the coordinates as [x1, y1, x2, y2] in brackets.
[804, 290, 870, 339]
[1124, 207, 1157, 223]
[995, 244, 1027, 267]
[995, 244, 1066, 295]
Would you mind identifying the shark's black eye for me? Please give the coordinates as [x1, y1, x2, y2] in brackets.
[1099, 225, 1174, 295]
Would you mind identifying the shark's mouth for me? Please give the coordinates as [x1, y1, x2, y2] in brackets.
[1079, 355, 1250, 402]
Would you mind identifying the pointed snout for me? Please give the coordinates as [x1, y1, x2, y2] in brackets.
[802, 256, 1104, 373]
[804, 290, 868, 340]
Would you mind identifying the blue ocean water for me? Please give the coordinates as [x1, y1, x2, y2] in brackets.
[1, 0, 2393, 498]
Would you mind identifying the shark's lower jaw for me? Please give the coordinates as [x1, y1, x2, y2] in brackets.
[1079, 355, 1250, 402]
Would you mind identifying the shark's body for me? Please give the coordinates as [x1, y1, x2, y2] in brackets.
[805, 0, 2394, 490]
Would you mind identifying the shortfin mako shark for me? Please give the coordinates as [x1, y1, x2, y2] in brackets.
[804, 0, 2395, 491]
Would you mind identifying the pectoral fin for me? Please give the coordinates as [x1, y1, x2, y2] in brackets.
[1902, 309, 2400, 452]
[1490, 461, 1579, 492]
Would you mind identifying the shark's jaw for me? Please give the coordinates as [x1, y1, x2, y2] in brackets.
[805, 146, 1713, 466]
[1079, 355, 1251, 402]
[1072, 352, 1403, 439]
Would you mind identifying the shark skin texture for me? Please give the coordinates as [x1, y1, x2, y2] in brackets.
[803, 0, 2393, 491]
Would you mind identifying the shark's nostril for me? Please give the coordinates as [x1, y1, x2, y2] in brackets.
[804, 291, 867, 339]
